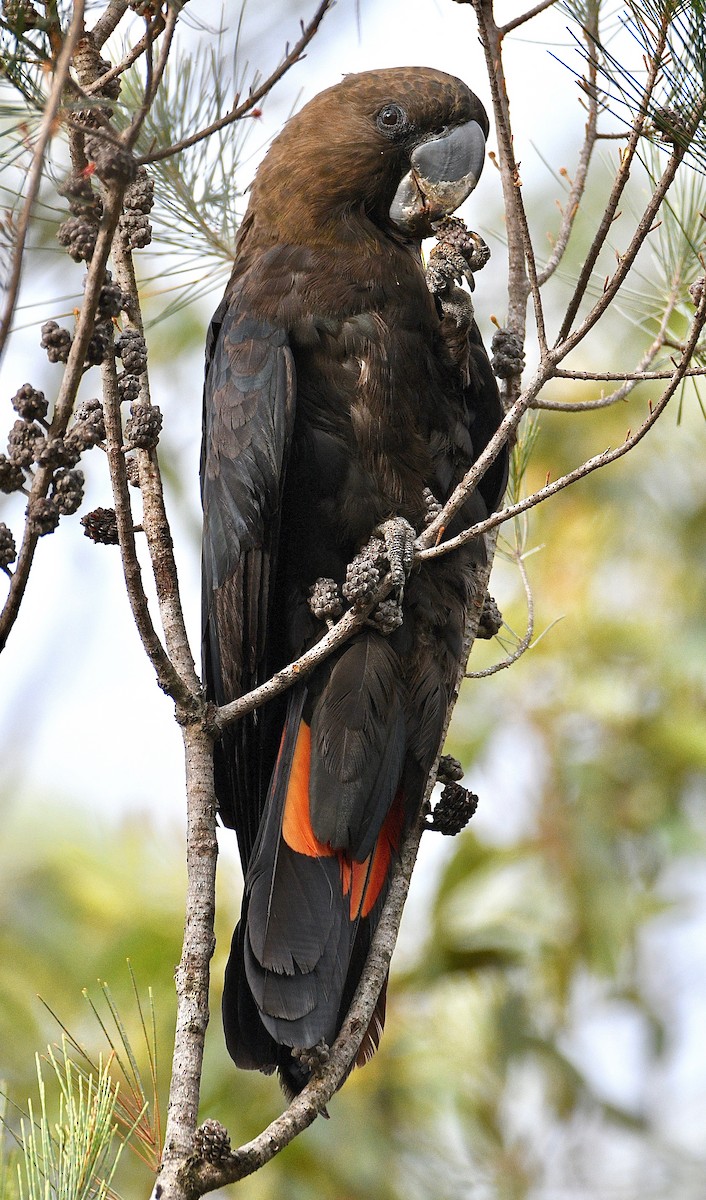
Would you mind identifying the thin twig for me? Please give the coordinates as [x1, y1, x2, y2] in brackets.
[500, 0, 558, 36]
[0, 0, 85, 364]
[471, 0, 527, 339]
[559, 145, 684, 358]
[547, 365, 706, 385]
[0, 180, 127, 653]
[110, 237, 201, 699]
[101, 340, 188, 702]
[537, 5, 600, 286]
[536, 284, 682, 409]
[472, 0, 547, 362]
[466, 545, 534, 678]
[86, 11, 166, 95]
[124, 6, 178, 149]
[556, 12, 669, 343]
[91, 0, 129, 48]
[138, 0, 334, 166]
[420, 288, 706, 563]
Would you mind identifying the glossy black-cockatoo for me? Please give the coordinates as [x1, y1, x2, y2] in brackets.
[201, 66, 507, 1096]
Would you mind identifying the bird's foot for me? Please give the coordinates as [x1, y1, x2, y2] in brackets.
[374, 517, 416, 593]
[292, 1039, 330, 1073]
[491, 328, 525, 379]
[427, 252, 475, 297]
[286, 1042, 332, 1115]
[436, 753, 464, 784]
[309, 576, 344, 626]
[343, 519, 415, 631]
[476, 594, 503, 640]
[426, 781, 479, 835]
[427, 216, 490, 296]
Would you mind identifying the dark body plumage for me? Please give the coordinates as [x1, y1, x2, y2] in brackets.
[201, 67, 507, 1094]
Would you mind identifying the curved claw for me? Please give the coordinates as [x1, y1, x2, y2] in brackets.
[426, 217, 491, 300]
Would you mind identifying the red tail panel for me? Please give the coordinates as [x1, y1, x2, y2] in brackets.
[281, 720, 334, 858]
[280, 719, 405, 921]
[345, 789, 406, 920]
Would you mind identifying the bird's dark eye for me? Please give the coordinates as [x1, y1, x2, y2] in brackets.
[376, 103, 408, 136]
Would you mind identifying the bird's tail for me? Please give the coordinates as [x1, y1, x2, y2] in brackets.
[223, 668, 406, 1093]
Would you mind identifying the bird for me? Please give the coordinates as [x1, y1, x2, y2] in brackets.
[201, 66, 508, 1096]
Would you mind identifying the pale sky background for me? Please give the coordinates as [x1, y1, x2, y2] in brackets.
[1, 1, 704, 1185]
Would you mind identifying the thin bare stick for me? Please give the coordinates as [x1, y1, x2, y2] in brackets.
[420, 289, 706, 563]
[546, 365, 706, 386]
[500, 0, 558, 35]
[91, 0, 129, 48]
[101, 342, 188, 702]
[124, 6, 178, 149]
[536, 285, 681, 409]
[559, 146, 684, 358]
[110, 239, 201, 698]
[537, 5, 599, 286]
[556, 13, 669, 343]
[139, 0, 334, 167]
[0, 0, 85, 364]
[86, 11, 166, 95]
[472, 0, 547, 358]
[466, 545, 534, 678]
[471, 0, 527, 338]
[0, 180, 127, 653]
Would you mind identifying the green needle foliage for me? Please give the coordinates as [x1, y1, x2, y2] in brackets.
[42, 972, 162, 1172]
[11, 1043, 139, 1200]
[561, 1, 706, 172]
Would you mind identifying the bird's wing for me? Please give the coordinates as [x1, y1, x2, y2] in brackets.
[201, 281, 296, 860]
